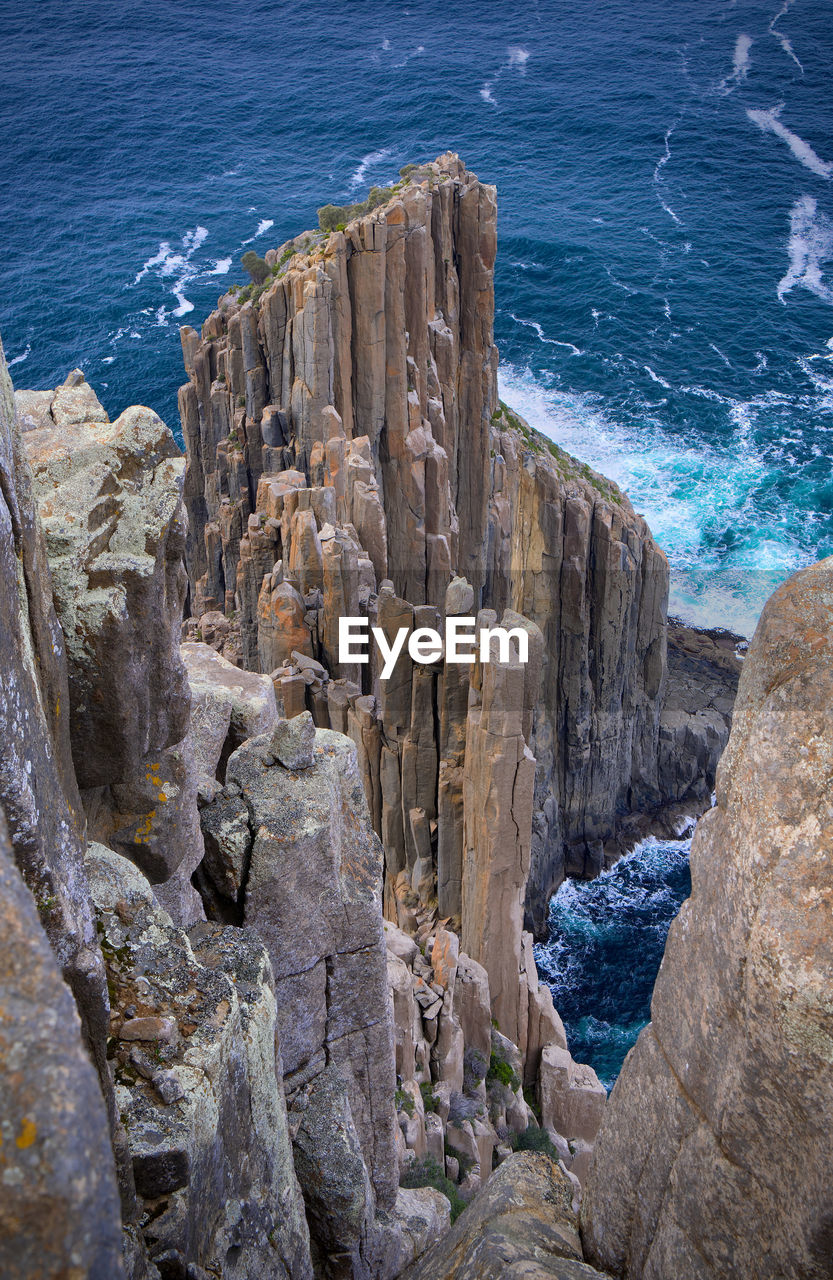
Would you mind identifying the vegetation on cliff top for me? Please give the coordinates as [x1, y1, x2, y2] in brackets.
[492, 401, 623, 506]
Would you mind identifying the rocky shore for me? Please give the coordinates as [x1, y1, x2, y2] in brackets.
[2, 153, 825, 1280]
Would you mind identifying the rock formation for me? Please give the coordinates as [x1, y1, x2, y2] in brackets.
[402, 1152, 608, 1279]
[0, 338, 134, 1257]
[0, 810, 124, 1280]
[581, 557, 833, 1279]
[0, 152, 744, 1279]
[3, 342, 450, 1277]
[176, 153, 725, 940]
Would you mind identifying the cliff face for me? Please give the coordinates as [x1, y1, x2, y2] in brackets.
[177, 153, 700, 937]
[581, 557, 833, 1279]
[0, 342, 126, 1274]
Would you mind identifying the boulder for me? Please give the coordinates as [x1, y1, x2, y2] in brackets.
[582, 557, 833, 1279]
[401, 1151, 608, 1279]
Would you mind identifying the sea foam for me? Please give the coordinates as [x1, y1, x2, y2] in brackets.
[732, 34, 753, 80]
[7, 343, 31, 366]
[777, 196, 833, 304]
[747, 106, 833, 179]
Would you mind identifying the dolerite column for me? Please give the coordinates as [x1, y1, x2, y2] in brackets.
[461, 634, 536, 1049]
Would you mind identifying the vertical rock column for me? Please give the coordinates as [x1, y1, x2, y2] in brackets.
[461, 623, 539, 1048]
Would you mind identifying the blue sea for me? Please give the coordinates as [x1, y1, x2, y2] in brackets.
[2, 0, 832, 635]
[535, 836, 693, 1089]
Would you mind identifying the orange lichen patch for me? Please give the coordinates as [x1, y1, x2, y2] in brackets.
[135, 811, 157, 843]
[16, 1118, 37, 1149]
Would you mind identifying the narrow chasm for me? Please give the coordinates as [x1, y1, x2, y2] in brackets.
[535, 835, 693, 1090]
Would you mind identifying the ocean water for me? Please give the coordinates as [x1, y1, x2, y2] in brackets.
[534, 836, 693, 1089]
[2, 0, 832, 635]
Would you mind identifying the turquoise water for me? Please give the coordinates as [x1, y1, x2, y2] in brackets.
[2, 0, 832, 634]
[534, 837, 693, 1089]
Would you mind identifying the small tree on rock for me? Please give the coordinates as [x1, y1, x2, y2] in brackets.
[241, 250, 270, 285]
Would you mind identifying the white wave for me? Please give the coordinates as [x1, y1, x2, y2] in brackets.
[678, 383, 738, 405]
[8, 343, 31, 367]
[392, 44, 424, 68]
[605, 267, 638, 295]
[183, 226, 208, 252]
[134, 242, 172, 285]
[481, 45, 531, 107]
[508, 46, 530, 72]
[209, 257, 232, 275]
[133, 225, 209, 293]
[663, 298, 672, 319]
[102, 355, 115, 364]
[752, 350, 768, 373]
[777, 196, 833, 304]
[381, 37, 390, 50]
[732, 33, 753, 79]
[747, 106, 832, 178]
[509, 313, 581, 354]
[653, 123, 675, 182]
[348, 148, 392, 191]
[643, 364, 672, 390]
[155, 305, 169, 327]
[241, 218, 275, 245]
[769, 0, 804, 72]
[497, 362, 807, 636]
[173, 291, 194, 318]
[659, 198, 682, 225]
[709, 342, 733, 369]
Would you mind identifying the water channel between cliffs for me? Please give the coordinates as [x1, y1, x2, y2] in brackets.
[535, 836, 693, 1091]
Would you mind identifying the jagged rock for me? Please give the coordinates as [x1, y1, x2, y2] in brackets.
[182, 640, 277, 795]
[23, 382, 189, 792]
[401, 1151, 608, 1279]
[654, 620, 741, 811]
[174, 155, 726, 940]
[581, 558, 833, 1280]
[86, 841, 312, 1279]
[205, 727, 399, 1217]
[0, 339, 132, 1221]
[0, 813, 124, 1280]
[485, 422, 670, 934]
[267, 710, 316, 769]
[538, 1045, 606, 1144]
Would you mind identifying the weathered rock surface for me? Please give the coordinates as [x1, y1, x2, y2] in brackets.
[0, 813, 124, 1280]
[23, 375, 189, 792]
[461, 628, 538, 1047]
[582, 558, 833, 1279]
[21, 376, 197, 907]
[87, 840, 313, 1279]
[0, 339, 134, 1225]
[655, 620, 741, 813]
[200, 725, 404, 1258]
[402, 1152, 609, 1279]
